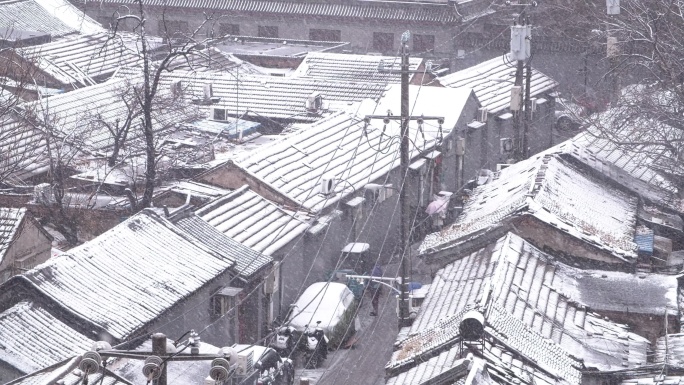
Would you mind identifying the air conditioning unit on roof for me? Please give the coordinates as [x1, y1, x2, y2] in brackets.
[321, 174, 336, 195]
[306, 92, 325, 113]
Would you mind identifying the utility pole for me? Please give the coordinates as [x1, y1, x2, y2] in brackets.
[508, 2, 535, 161]
[152, 333, 168, 385]
[365, 31, 443, 329]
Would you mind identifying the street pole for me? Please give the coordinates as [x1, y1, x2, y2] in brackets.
[365, 31, 442, 329]
[398, 34, 411, 329]
[513, 58, 524, 161]
[152, 333, 168, 385]
[523, 36, 532, 159]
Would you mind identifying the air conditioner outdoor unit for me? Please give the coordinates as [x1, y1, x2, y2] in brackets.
[203, 83, 213, 101]
[306, 92, 324, 112]
[500, 138, 513, 154]
[212, 107, 227, 121]
[477, 108, 488, 123]
[234, 350, 253, 376]
[321, 175, 336, 195]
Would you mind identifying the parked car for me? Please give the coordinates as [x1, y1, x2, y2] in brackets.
[286, 282, 358, 349]
[555, 97, 586, 131]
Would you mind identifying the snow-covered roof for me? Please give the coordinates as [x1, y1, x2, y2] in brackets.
[19, 210, 237, 340]
[287, 282, 355, 334]
[0, 0, 101, 39]
[20, 33, 140, 87]
[438, 54, 558, 113]
[0, 301, 93, 375]
[161, 70, 388, 122]
[409, 233, 654, 372]
[0, 207, 26, 265]
[0, 116, 50, 184]
[389, 302, 583, 385]
[21, 77, 186, 154]
[420, 153, 639, 262]
[169, 210, 272, 279]
[655, 334, 684, 365]
[374, 84, 473, 134]
[109, 338, 220, 385]
[292, 52, 423, 83]
[230, 106, 443, 212]
[7, 356, 133, 385]
[197, 185, 311, 256]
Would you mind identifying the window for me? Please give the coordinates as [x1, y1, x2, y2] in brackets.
[219, 23, 240, 36]
[159, 20, 189, 38]
[372, 32, 394, 52]
[210, 286, 242, 317]
[258, 26, 278, 38]
[309, 29, 341, 42]
[413, 34, 435, 53]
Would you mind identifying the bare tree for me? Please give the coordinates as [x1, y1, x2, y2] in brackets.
[107, 1, 220, 210]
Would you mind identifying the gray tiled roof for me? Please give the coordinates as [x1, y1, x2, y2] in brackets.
[93, 0, 463, 23]
[292, 52, 423, 83]
[171, 212, 272, 279]
[230, 108, 445, 212]
[420, 153, 639, 261]
[163, 71, 388, 122]
[0, 302, 93, 375]
[0, 117, 50, 183]
[21, 33, 141, 86]
[20, 210, 236, 339]
[0, 207, 26, 264]
[0, 0, 75, 37]
[410, 233, 653, 372]
[438, 55, 558, 113]
[197, 185, 311, 256]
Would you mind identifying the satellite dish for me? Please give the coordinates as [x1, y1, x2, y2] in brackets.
[459, 310, 485, 341]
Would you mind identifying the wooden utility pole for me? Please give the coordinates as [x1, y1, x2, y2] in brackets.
[152, 333, 168, 385]
[366, 31, 443, 329]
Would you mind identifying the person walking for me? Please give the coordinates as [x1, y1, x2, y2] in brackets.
[369, 264, 383, 316]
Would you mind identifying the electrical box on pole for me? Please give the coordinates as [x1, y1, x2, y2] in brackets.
[607, 0, 620, 15]
[510, 25, 529, 61]
[510, 86, 523, 111]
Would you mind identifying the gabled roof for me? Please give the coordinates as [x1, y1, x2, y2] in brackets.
[0, 0, 101, 38]
[163, 71, 388, 122]
[228, 106, 442, 212]
[21, 77, 182, 153]
[197, 185, 311, 256]
[438, 55, 558, 113]
[0, 207, 26, 265]
[0, 116, 50, 183]
[18, 210, 236, 339]
[292, 52, 423, 83]
[94, 0, 464, 23]
[389, 303, 583, 385]
[411, 233, 657, 372]
[0, 301, 93, 375]
[20, 33, 140, 87]
[169, 210, 273, 279]
[420, 153, 638, 262]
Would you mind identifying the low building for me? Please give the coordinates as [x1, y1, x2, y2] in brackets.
[420, 152, 640, 269]
[436, 55, 559, 181]
[195, 85, 478, 316]
[0, 208, 272, 381]
[0, 207, 52, 283]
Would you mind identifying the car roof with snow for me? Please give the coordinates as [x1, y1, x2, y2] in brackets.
[287, 282, 355, 332]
